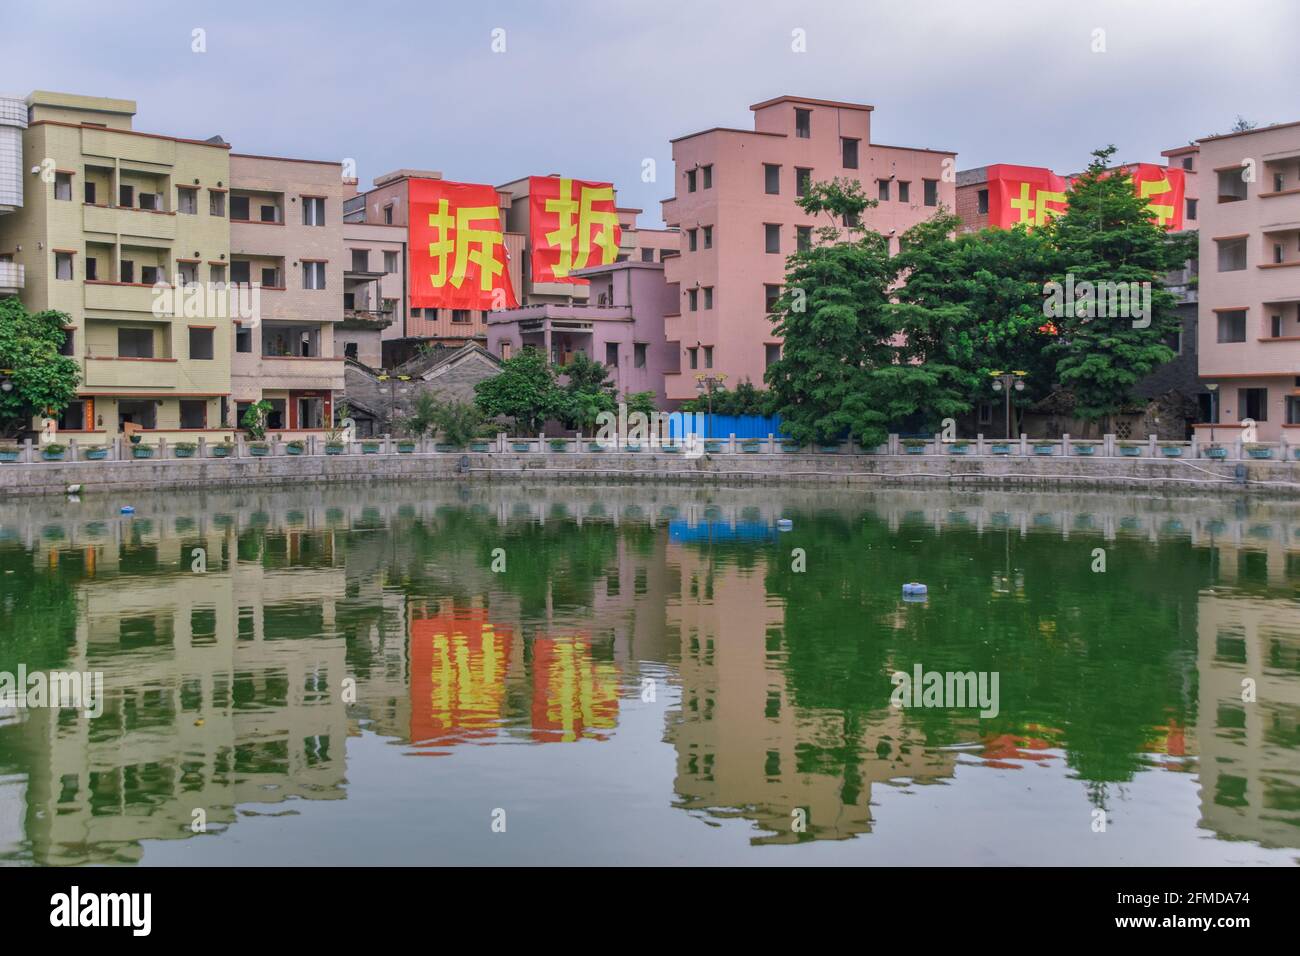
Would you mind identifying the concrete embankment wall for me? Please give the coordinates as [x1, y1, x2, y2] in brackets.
[4, 451, 1300, 498]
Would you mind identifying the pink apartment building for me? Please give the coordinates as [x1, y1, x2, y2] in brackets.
[1195, 120, 1300, 442]
[660, 95, 957, 402]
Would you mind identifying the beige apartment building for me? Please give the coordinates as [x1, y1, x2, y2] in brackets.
[0, 91, 233, 439]
[1196, 121, 1300, 442]
[229, 153, 346, 432]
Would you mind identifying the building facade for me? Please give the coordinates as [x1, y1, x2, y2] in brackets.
[1195, 121, 1300, 442]
[660, 95, 957, 402]
[228, 152, 346, 433]
[0, 91, 233, 440]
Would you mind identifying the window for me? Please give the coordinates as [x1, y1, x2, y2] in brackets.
[85, 257, 97, 281]
[878, 179, 890, 202]
[451, 309, 471, 323]
[841, 137, 859, 169]
[764, 163, 780, 195]
[1240, 387, 1268, 422]
[765, 223, 780, 254]
[702, 165, 713, 189]
[141, 265, 163, 285]
[189, 327, 214, 360]
[230, 260, 250, 285]
[383, 204, 394, 224]
[120, 259, 134, 283]
[688, 347, 698, 370]
[84, 181, 96, 204]
[1185, 198, 1197, 221]
[58, 329, 74, 357]
[1275, 243, 1286, 264]
[118, 328, 153, 358]
[1217, 169, 1247, 203]
[1217, 237, 1247, 271]
[794, 108, 811, 139]
[687, 228, 698, 252]
[703, 345, 713, 369]
[303, 196, 325, 226]
[765, 343, 781, 368]
[898, 181, 910, 203]
[1271, 314, 1282, 338]
[605, 342, 619, 366]
[688, 289, 698, 311]
[303, 261, 326, 290]
[178, 187, 197, 214]
[261, 267, 280, 288]
[1274, 172, 1286, 192]
[796, 167, 812, 197]
[210, 264, 226, 286]
[179, 400, 206, 429]
[258, 204, 278, 223]
[1182, 156, 1194, 171]
[640, 247, 654, 262]
[634, 343, 646, 368]
[1216, 309, 1247, 343]
[843, 211, 860, 228]
[1287, 395, 1300, 425]
[230, 195, 250, 220]
[702, 225, 713, 249]
[796, 226, 811, 252]
[138, 192, 159, 211]
[977, 403, 993, 426]
[923, 179, 939, 207]
[344, 342, 358, 360]
[764, 284, 781, 312]
[57, 401, 85, 430]
[500, 341, 512, 360]
[977, 189, 989, 214]
[178, 261, 198, 285]
[351, 249, 370, 272]
[703, 287, 713, 309]
[119, 184, 134, 207]
[686, 169, 697, 193]
[54, 172, 72, 201]
[384, 250, 398, 272]
[236, 326, 252, 353]
[54, 252, 73, 280]
[209, 191, 225, 217]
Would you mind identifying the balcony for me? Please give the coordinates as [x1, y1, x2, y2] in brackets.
[235, 354, 344, 391]
[341, 309, 395, 331]
[84, 356, 178, 389]
[84, 281, 164, 314]
[83, 203, 177, 241]
[0, 261, 22, 295]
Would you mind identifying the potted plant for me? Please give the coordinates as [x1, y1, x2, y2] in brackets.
[1160, 443, 1184, 458]
[625, 441, 642, 452]
[549, 438, 569, 453]
[210, 441, 234, 458]
[704, 438, 724, 453]
[947, 441, 971, 455]
[818, 441, 840, 454]
[173, 441, 198, 459]
[396, 438, 416, 454]
[741, 437, 762, 453]
[990, 442, 1013, 455]
[588, 440, 609, 452]
[286, 439, 306, 456]
[1202, 443, 1227, 459]
[1245, 443, 1273, 460]
[662, 442, 682, 453]
[1033, 442, 1055, 456]
[469, 435, 493, 453]
[83, 445, 109, 461]
[248, 441, 271, 457]
[1118, 441, 1143, 457]
[902, 438, 927, 455]
[0, 443, 19, 463]
[132, 444, 156, 459]
[511, 439, 532, 453]
[361, 439, 382, 454]
[1072, 441, 1097, 456]
[41, 443, 67, 461]
[780, 440, 802, 453]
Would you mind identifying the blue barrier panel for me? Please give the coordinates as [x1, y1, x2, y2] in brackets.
[668, 414, 785, 440]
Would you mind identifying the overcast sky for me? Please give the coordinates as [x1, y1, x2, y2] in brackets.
[3, 0, 1295, 226]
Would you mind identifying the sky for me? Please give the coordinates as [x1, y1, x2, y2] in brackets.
[2, 0, 1296, 227]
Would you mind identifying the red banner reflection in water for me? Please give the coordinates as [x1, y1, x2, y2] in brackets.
[530, 635, 619, 743]
[409, 607, 513, 749]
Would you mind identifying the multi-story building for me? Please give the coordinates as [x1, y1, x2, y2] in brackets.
[1194, 121, 1300, 442]
[339, 192, 404, 369]
[0, 94, 26, 295]
[0, 91, 233, 439]
[661, 95, 957, 402]
[228, 153, 346, 433]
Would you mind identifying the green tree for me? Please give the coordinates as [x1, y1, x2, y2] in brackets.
[402, 391, 440, 438]
[1044, 146, 1197, 432]
[0, 297, 80, 438]
[473, 347, 559, 433]
[763, 179, 903, 446]
[622, 390, 658, 420]
[241, 399, 273, 440]
[556, 352, 616, 431]
[433, 399, 489, 447]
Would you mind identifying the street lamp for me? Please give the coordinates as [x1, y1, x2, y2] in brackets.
[1205, 383, 1218, 443]
[989, 370, 1026, 440]
[695, 372, 727, 439]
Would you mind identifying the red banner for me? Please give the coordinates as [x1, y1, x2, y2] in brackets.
[409, 178, 517, 310]
[528, 175, 622, 284]
[986, 163, 1185, 231]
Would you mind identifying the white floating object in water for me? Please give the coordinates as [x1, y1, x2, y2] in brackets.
[66, 484, 81, 495]
[777, 518, 793, 531]
[902, 582, 928, 596]
[120, 506, 135, 515]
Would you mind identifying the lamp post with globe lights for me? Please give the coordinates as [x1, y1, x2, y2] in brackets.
[989, 370, 1026, 440]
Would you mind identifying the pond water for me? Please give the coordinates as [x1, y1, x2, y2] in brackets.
[0, 482, 1297, 866]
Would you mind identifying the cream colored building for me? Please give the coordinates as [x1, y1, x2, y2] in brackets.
[0, 91, 234, 440]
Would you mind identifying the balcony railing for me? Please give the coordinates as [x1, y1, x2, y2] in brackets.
[0, 261, 23, 292]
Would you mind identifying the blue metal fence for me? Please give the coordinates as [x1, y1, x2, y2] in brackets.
[667, 414, 785, 440]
